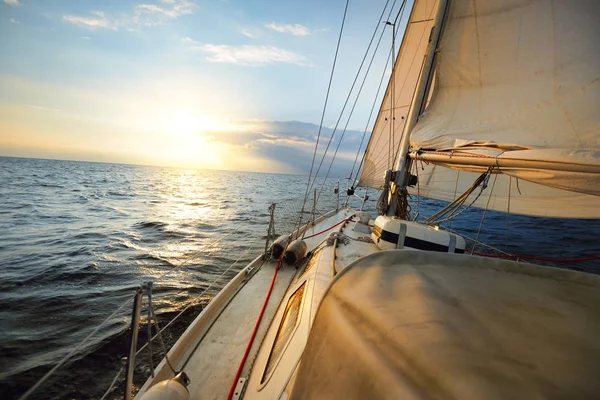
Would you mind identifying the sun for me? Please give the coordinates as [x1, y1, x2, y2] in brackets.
[161, 110, 226, 169]
[167, 111, 222, 138]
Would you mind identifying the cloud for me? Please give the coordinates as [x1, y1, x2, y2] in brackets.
[3, 0, 19, 6]
[199, 44, 308, 66]
[240, 27, 260, 38]
[265, 23, 311, 36]
[10, 18, 19, 23]
[204, 120, 367, 176]
[63, 0, 195, 30]
[181, 36, 198, 44]
[63, 11, 117, 30]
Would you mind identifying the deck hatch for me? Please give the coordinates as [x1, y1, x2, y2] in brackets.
[261, 282, 306, 382]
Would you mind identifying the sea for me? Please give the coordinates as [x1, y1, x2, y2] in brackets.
[1, 156, 598, 399]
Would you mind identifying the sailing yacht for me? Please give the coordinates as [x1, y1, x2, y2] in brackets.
[18, 0, 600, 399]
[126, 0, 600, 399]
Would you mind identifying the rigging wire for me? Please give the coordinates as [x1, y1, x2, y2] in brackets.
[18, 298, 134, 400]
[350, 47, 393, 188]
[316, 0, 402, 205]
[423, 168, 493, 225]
[100, 243, 261, 399]
[471, 173, 498, 255]
[387, 0, 409, 170]
[505, 177, 512, 252]
[412, 159, 422, 220]
[24, 229, 243, 400]
[298, 0, 350, 234]
[301, 0, 399, 224]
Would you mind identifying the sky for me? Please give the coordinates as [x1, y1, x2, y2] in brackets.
[0, 0, 403, 176]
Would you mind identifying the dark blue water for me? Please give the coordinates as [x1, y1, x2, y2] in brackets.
[0, 157, 598, 399]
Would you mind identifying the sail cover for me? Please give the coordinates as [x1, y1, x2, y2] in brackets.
[358, 0, 439, 189]
[410, 0, 600, 205]
[290, 250, 600, 399]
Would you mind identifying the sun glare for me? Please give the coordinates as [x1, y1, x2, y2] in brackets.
[167, 111, 223, 137]
[160, 110, 227, 169]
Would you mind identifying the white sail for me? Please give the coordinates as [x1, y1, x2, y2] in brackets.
[410, 0, 600, 201]
[409, 163, 600, 219]
[358, 0, 439, 189]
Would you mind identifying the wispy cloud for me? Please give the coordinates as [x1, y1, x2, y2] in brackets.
[63, 0, 195, 30]
[10, 18, 19, 24]
[200, 44, 308, 66]
[4, 0, 20, 6]
[181, 36, 198, 44]
[240, 27, 260, 39]
[63, 11, 116, 30]
[265, 23, 311, 36]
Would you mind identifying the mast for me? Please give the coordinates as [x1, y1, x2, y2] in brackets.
[386, 0, 449, 217]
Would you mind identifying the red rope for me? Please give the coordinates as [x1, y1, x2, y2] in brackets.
[226, 253, 283, 400]
[226, 217, 354, 399]
[472, 251, 600, 263]
[303, 217, 354, 239]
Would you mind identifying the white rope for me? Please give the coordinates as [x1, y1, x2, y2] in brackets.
[423, 168, 493, 225]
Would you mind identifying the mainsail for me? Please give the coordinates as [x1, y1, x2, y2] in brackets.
[360, 0, 600, 218]
[358, 0, 439, 189]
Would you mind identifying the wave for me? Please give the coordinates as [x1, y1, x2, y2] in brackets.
[133, 220, 168, 230]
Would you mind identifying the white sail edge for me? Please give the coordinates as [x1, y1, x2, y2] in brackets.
[357, 0, 440, 189]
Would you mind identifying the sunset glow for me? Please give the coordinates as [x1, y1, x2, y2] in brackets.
[0, 0, 390, 175]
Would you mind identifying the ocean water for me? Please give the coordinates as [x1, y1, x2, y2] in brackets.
[1, 156, 598, 399]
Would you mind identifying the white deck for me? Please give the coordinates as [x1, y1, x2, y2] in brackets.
[243, 208, 362, 400]
[137, 208, 465, 399]
[136, 208, 353, 399]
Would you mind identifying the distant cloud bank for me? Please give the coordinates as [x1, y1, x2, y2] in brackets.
[204, 120, 368, 176]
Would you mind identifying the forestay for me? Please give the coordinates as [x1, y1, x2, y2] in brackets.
[409, 0, 600, 212]
[290, 250, 600, 399]
[358, 0, 439, 189]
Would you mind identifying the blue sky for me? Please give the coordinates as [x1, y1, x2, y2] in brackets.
[0, 0, 404, 175]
